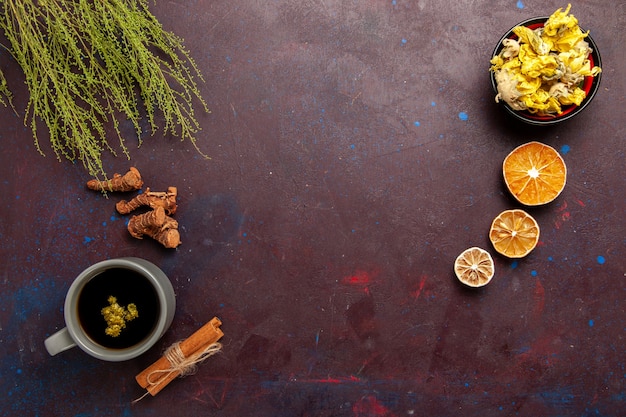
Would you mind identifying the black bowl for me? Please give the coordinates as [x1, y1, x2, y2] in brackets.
[490, 17, 602, 126]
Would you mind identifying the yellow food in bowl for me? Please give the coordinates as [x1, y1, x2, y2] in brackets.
[490, 4, 601, 116]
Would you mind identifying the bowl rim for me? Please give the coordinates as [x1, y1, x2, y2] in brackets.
[490, 16, 602, 126]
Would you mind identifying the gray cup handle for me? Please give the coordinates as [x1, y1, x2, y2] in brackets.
[44, 327, 77, 356]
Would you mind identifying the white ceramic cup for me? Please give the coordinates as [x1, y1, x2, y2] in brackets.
[44, 257, 176, 361]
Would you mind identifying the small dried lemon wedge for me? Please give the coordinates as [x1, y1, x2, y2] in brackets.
[454, 247, 495, 287]
[489, 209, 540, 258]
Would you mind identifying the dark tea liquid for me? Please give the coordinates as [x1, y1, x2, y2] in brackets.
[77, 267, 160, 349]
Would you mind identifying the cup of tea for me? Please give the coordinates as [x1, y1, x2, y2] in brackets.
[44, 257, 176, 361]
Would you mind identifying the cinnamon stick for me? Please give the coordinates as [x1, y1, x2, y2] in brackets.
[135, 317, 223, 396]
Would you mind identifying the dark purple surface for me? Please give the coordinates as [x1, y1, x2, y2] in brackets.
[1, 1, 624, 416]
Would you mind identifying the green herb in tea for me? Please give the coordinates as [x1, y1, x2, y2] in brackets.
[101, 296, 139, 337]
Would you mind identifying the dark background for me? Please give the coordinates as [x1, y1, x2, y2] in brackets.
[1, 1, 624, 416]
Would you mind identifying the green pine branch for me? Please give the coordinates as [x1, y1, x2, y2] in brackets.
[0, 69, 10, 106]
[0, 0, 209, 179]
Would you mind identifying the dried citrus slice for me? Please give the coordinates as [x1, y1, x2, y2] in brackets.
[503, 141, 567, 206]
[489, 209, 540, 258]
[454, 247, 495, 287]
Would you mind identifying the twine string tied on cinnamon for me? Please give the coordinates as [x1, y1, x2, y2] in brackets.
[147, 340, 222, 384]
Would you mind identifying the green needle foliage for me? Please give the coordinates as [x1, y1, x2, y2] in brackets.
[0, 68, 11, 106]
[0, 0, 209, 178]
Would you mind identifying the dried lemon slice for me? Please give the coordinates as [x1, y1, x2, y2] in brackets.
[489, 209, 540, 258]
[454, 247, 495, 287]
[503, 141, 567, 206]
